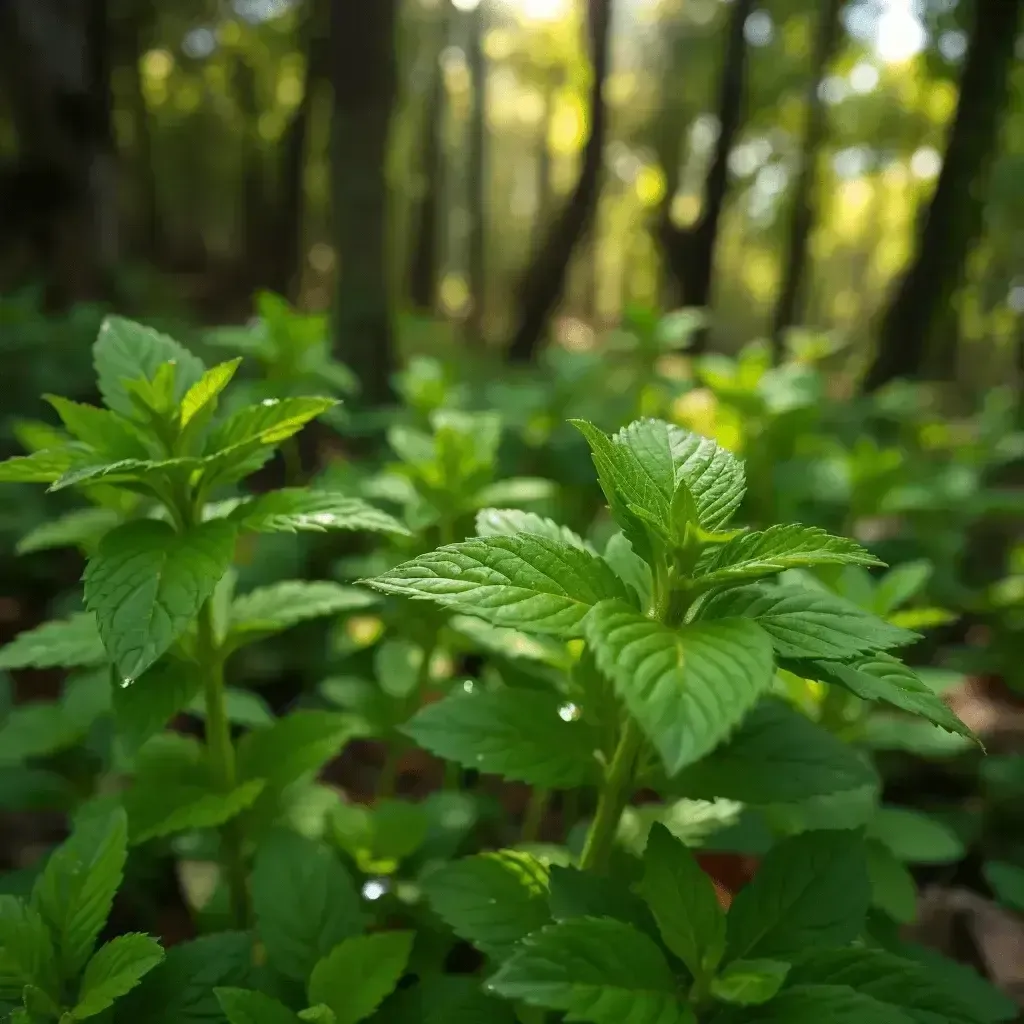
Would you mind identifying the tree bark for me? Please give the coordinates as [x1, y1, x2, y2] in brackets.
[505, 0, 613, 363]
[658, 0, 755, 352]
[862, 0, 1023, 393]
[769, 0, 844, 363]
[408, 2, 451, 314]
[330, 0, 400, 407]
[465, 0, 488, 341]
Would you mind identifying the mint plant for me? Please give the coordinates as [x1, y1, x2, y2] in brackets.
[0, 316, 406, 929]
[359, 417, 991, 1021]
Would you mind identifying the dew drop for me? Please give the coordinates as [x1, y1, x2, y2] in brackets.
[462, 679, 475, 694]
[120, 677, 135, 689]
[361, 878, 389, 901]
[558, 702, 580, 722]
[312, 512, 336, 525]
[260, 398, 280, 407]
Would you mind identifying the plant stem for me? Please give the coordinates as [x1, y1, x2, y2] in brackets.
[579, 717, 643, 873]
[197, 600, 249, 928]
[521, 787, 550, 844]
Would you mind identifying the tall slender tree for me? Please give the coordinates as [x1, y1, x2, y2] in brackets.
[330, 0, 400, 406]
[769, 0, 845, 363]
[505, 0, 614, 363]
[863, 0, 1024, 392]
[466, 0, 488, 342]
[658, 0, 755, 352]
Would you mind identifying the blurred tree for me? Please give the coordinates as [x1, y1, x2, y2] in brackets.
[658, 0, 755, 352]
[505, 0, 614, 363]
[769, 0, 845, 363]
[330, 0, 400, 406]
[863, 0, 1024, 391]
[466, 0, 488, 342]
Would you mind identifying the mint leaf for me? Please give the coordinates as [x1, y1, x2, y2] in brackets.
[402, 689, 602, 788]
[179, 359, 243, 428]
[0, 614, 107, 670]
[127, 777, 265, 844]
[422, 851, 550, 959]
[475, 508, 595, 552]
[873, 560, 933, 615]
[721, 985, 914, 1023]
[236, 710, 357, 791]
[364, 535, 629, 636]
[489, 916, 693, 1024]
[984, 861, 1024, 913]
[796, 655, 976, 741]
[673, 699, 878, 803]
[252, 831, 365, 983]
[73, 933, 164, 1018]
[43, 396, 150, 461]
[866, 839, 918, 923]
[547, 867, 658, 941]
[0, 447, 85, 483]
[230, 581, 377, 640]
[0, 898, 56, 1002]
[215, 989, 302, 1024]
[113, 932, 254, 1024]
[694, 525, 883, 584]
[49, 456, 201, 493]
[31, 807, 128, 979]
[785, 947, 980, 1024]
[868, 806, 965, 865]
[94, 316, 206, 417]
[583, 600, 774, 774]
[701, 585, 918, 659]
[112, 662, 201, 756]
[725, 830, 870, 963]
[307, 932, 413, 1024]
[640, 823, 725, 978]
[84, 519, 237, 680]
[602, 531, 652, 609]
[373, 975, 517, 1024]
[17, 507, 121, 555]
[230, 490, 408, 536]
[710, 959, 789, 1006]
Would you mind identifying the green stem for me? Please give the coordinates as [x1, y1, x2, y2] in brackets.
[197, 601, 249, 928]
[521, 787, 550, 844]
[579, 718, 643, 873]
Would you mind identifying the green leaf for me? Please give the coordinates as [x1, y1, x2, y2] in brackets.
[93, 317, 206, 418]
[84, 519, 237, 680]
[421, 851, 550, 959]
[639, 823, 725, 978]
[307, 932, 413, 1024]
[475, 508, 595, 552]
[113, 932, 254, 1024]
[868, 807, 965, 865]
[725, 830, 870, 963]
[186, 688, 274, 729]
[230, 490, 408, 536]
[672, 699, 878, 804]
[0, 615, 107, 671]
[873, 561, 933, 615]
[583, 600, 774, 775]
[236, 710, 357, 792]
[602, 532, 652, 609]
[547, 867, 658, 940]
[31, 807, 128, 979]
[43, 397, 150, 461]
[694, 525, 883, 585]
[489, 916, 693, 1024]
[179, 359, 243, 428]
[374, 639, 423, 699]
[72, 933, 164, 1019]
[785, 947, 981, 1024]
[402, 689, 602, 788]
[984, 861, 1024, 913]
[0, 703, 79, 765]
[48, 456, 201, 493]
[0, 447, 85, 484]
[373, 975, 517, 1024]
[866, 839, 918, 924]
[364, 535, 629, 636]
[721, 985, 915, 1023]
[710, 960, 789, 1006]
[112, 662, 201, 756]
[127, 777, 265, 844]
[701, 585, 918, 659]
[17, 508, 122, 555]
[251, 831, 365, 983]
[230, 581, 377, 639]
[0, 897, 57, 1002]
[797, 656, 976, 742]
[214, 989, 302, 1024]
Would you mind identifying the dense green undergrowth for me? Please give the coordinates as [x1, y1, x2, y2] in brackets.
[0, 302, 1022, 1023]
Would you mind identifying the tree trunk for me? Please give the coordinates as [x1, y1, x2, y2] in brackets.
[408, 3, 451, 314]
[271, 0, 329, 301]
[465, 0, 488, 341]
[330, 0, 400, 407]
[534, 71, 557, 245]
[505, 0, 614, 363]
[659, 0, 755, 352]
[235, 54, 266, 292]
[862, 0, 1023, 393]
[769, 0, 844, 363]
